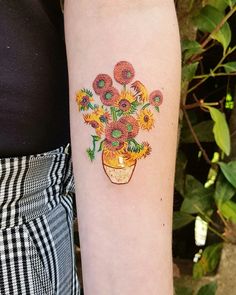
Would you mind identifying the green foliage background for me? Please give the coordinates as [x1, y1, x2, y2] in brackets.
[174, 0, 236, 287]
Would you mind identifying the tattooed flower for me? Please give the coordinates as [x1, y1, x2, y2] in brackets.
[94, 106, 111, 124]
[125, 142, 152, 162]
[131, 81, 148, 103]
[93, 74, 113, 95]
[103, 140, 125, 152]
[105, 121, 128, 144]
[114, 61, 135, 85]
[119, 115, 139, 139]
[149, 90, 163, 107]
[76, 89, 94, 111]
[115, 90, 136, 113]
[100, 86, 119, 106]
[83, 113, 104, 136]
[137, 109, 155, 131]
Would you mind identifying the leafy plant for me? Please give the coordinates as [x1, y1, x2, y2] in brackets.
[174, 0, 236, 279]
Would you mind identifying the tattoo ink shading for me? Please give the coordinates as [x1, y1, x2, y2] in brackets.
[76, 61, 163, 184]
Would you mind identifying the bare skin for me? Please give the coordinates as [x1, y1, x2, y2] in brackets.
[64, 1, 181, 294]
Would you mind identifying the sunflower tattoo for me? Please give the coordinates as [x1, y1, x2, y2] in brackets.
[76, 61, 163, 184]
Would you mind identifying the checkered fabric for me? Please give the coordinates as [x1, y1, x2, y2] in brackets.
[0, 146, 80, 294]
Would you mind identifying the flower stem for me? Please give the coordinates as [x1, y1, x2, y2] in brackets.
[111, 107, 117, 121]
[187, 46, 236, 94]
[142, 103, 150, 110]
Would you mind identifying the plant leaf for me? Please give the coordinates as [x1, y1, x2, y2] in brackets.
[206, 0, 228, 11]
[197, 282, 217, 295]
[218, 161, 236, 188]
[193, 5, 231, 51]
[222, 61, 236, 73]
[193, 243, 223, 279]
[182, 62, 199, 82]
[181, 175, 214, 214]
[175, 286, 193, 295]
[220, 200, 236, 222]
[181, 120, 215, 143]
[212, 22, 231, 53]
[182, 40, 203, 61]
[173, 212, 195, 230]
[205, 106, 231, 156]
[225, 0, 236, 8]
[214, 172, 236, 207]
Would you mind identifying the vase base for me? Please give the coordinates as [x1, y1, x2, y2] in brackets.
[103, 163, 136, 184]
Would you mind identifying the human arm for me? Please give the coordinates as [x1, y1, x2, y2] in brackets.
[64, 1, 181, 294]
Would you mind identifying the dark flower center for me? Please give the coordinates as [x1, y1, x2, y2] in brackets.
[119, 99, 131, 111]
[127, 123, 133, 132]
[105, 92, 113, 100]
[98, 79, 105, 88]
[99, 115, 107, 123]
[112, 129, 122, 138]
[122, 70, 132, 79]
[111, 141, 120, 147]
[154, 96, 160, 102]
[90, 121, 99, 128]
[82, 96, 89, 105]
[144, 115, 149, 122]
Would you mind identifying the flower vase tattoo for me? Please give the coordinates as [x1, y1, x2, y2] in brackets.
[76, 61, 163, 184]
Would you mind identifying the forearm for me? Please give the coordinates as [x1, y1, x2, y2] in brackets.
[65, 1, 181, 294]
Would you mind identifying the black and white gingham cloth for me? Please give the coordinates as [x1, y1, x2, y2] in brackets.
[0, 146, 80, 294]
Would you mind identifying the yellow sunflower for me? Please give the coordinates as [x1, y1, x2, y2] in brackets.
[94, 106, 111, 123]
[115, 90, 136, 112]
[137, 109, 155, 130]
[76, 89, 94, 111]
[102, 142, 128, 168]
[124, 142, 152, 163]
[83, 112, 104, 137]
[131, 81, 148, 103]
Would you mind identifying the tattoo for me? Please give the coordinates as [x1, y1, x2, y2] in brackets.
[76, 61, 163, 184]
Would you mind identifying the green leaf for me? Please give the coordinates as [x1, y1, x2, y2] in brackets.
[193, 5, 231, 52]
[181, 120, 215, 143]
[182, 62, 199, 82]
[181, 175, 214, 214]
[218, 161, 236, 188]
[205, 106, 231, 156]
[212, 21, 231, 52]
[86, 148, 95, 161]
[220, 200, 236, 222]
[197, 282, 217, 295]
[193, 243, 223, 279]
[173, 212, 195, 230]
[214, 172, 236, 207]
[225, 0, 236, 8]
[222, 61, 236, 73]
[182, 40, 203, 61]
[206, 0, 228, 11]
[175, 286, 193, 295]
[92, 135, 101, 142]
[193, 6, 222, 32]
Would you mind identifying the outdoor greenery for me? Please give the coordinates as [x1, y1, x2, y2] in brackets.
[174, 0, 236, 293]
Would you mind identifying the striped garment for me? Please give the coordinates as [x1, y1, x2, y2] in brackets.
[0, 146, 80, 294]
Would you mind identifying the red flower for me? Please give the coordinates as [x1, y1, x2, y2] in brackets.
[100, 86, 119, 106]
[119, 116, 139, 139]
[104, 140, 125, 151]
[93, 74, 113, 95]
[105, 121, 128, 143]
[149, 90, 163, 107]
[114, 61, 135, 85]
